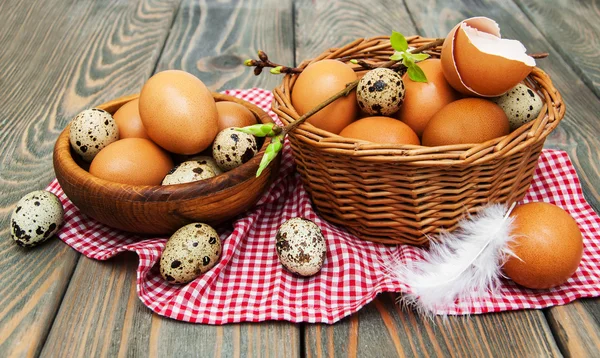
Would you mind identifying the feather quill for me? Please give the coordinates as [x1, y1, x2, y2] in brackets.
[392, 203, 517, 316]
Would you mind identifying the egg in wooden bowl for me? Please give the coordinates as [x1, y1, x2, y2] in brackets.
[53, 93, 281, 235]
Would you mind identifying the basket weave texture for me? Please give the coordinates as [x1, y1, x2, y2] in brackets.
[272, 36, 565, 246]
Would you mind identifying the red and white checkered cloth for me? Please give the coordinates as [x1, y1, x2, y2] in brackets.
[47, 88, 600, 324]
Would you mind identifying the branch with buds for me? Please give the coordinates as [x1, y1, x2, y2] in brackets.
[244, 51, 303, 75]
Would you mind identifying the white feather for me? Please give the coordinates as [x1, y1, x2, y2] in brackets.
[391, 203, 517, 316]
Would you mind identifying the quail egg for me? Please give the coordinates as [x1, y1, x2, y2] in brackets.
[356, 68, 405, 116]
[69, 108, 119, 162]
[160, 223, 222, 284]
[492, 83, 544, 131]
[276, 217, 327, 277]
[162, 160, 216, 185]
[188, 155, 223, 175]
[212, 128, 258, 171]
[10, 190, 64, 248]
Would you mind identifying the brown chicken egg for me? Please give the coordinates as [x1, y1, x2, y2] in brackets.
[113, 99, 150, 139]
[89, 138, 174, 185]
[504, 202, 583, 289]
[339, 116, 420, 145]
[396, 59, 461, 137]
[139, 70, 218, 154]
[291, 59, 358, 134]
[421, 98, 509, 146]
[441, 17, 535, 97]
[215, 101, 257, 131]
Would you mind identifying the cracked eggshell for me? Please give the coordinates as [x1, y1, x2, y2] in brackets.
[11, 190, 64, 248]
[276, 218, 327, 277]
[69, 108, 119, 162]
[441, 17, 535, 97]
[160, 223, 222, 284]
[212, 128, 258, 172]
[356, 68, 405, 116]
[492, 83, 544, 131]
[162, 160, 216, 185]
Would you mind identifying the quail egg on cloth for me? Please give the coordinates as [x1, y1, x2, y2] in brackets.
[10, 190, 64, 248]
[160, 223, 222, 284]
[356, 68, 405, 116]
[162, 160, 216, 185]
[212, 128, 258, 171]
[276, 218, 327, 277]
[492, 83, 544, 131]
[69, 108, 119, 162]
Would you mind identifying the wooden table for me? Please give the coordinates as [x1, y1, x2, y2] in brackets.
[1, 0, 599, 356]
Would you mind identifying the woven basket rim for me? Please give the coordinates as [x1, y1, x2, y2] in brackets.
[272, 36, 565, 166]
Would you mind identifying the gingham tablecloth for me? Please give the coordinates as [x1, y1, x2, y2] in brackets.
[47, 88, 600, 324]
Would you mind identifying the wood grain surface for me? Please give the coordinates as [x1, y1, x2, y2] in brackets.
[1, 0, 600, 356]
[514, 0, 600, 98]
[0, 0, 180, 356]
[305, 294, 561, 357]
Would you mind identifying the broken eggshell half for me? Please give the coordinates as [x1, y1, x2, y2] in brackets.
[441, 17, 535, 97]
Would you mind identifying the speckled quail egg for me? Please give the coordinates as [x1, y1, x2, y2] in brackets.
[356, 68, 405, 116]
[276, 218, 327, 277]
[212, 128, 258, 171]
[69, 108, 119, 162]
[10, 190, 64, 248]
[188, 155, 224, 175]
[160, 223, 222, 284]
[162, 160, 216, 185]
[492, 83, 544, 131]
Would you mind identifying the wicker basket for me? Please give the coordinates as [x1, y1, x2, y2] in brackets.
[271, 36, 565, 246]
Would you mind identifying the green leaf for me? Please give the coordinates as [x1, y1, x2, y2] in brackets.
[256, 135, 283, 177]
[349, 59, 358, 64]
[236, 123, 279, 137]
[390, 31, 408, 52]
[389, 51, 403, 61]
[409, 53, 430, 62]
[407, 64, 428, 83]
[270, 66, 282, 74]
[401, 52, 415, 67]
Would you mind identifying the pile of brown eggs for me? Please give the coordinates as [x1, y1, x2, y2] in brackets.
[291, 17, 544, 147]
[68, 70, 259, 186]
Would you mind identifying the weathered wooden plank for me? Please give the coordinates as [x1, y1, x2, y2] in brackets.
[294, 0, 578, 356]
[156, 0, 295, 92]
[545, 300, 600, 357]
[402, 0, 600, 356]
[513, 0, 600, 98]
[306, 294, 561, 357]
[40, 253, 152, 357]
[0, 0, 180, 356]
[43, 0, 299, 356]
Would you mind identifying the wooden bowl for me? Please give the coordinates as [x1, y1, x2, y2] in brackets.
[53, 93, 281, 235]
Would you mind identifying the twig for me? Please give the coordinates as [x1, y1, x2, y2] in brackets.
[244, 51, 303, 75]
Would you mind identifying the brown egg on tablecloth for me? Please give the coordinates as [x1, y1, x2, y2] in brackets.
[504, 202, 583, 290]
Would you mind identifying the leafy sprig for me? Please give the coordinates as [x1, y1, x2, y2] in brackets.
[389, 31, 430, 82]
